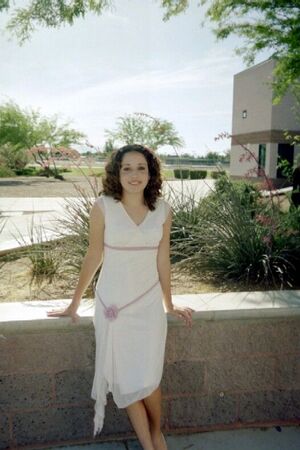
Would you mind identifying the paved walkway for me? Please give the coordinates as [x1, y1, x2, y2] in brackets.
[46, 426, 300, 450]
[0, 180, 215, 252]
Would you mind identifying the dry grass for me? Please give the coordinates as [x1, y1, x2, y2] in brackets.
[0, 254, 241, 303]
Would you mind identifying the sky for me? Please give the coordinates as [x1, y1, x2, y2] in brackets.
[0, 0, 270, 156]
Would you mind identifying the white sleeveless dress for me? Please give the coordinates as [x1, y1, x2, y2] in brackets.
[91, 194, 171, 436]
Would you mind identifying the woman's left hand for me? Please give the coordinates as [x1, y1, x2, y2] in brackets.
[166, 305, 194, 327]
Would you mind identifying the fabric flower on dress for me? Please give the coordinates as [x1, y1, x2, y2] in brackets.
[104, 304, 119, 321]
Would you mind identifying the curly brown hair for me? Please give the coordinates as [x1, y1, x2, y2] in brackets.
[101, 144, 163, 210]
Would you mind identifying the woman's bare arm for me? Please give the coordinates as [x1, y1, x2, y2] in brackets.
[157, 208, 193, 327]
[157, 210, 173, 312]
[71, 202, 105, 308]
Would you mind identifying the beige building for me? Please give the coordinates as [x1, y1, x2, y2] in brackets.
[230, 59, 300, 184]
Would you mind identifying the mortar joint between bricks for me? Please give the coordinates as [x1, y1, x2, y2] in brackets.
[8, 412, 14, 445]
[51, 373, 56, 402]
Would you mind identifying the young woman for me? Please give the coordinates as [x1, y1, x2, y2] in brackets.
[47, 144, 193, 450]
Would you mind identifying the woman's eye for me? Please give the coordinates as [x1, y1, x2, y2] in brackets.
[138, 167, 146, 170]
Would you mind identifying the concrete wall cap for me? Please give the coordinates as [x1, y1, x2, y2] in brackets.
[0, 290, 300, 334]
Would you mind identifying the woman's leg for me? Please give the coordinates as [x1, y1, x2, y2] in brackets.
[125, 400, 155, 450]
[143, 386, 168, 450]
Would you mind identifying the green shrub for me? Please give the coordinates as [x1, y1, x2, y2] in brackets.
[58, 167, 72, 173]
[171, 179, 300, 288]
[174, 169, 190, 179]
[190, 170, 207, 179]
[56, 176, 102, 289]
[14, 166, 41, 176]
[0, 165, 15, 177]
[214, 174, 260, 213]
[211, 170, 226, 179]
[0, 144, 29, 172]
[14, 222, 63, 285]
[29, 242, 61, 284]
[166, 184, 203, 264]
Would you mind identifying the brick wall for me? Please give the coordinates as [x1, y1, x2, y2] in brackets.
[1, 316, 300, 449]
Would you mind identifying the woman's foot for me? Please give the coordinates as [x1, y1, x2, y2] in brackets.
[151, 431, 168, 450]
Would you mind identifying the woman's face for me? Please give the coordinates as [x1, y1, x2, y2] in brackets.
[119, 151, 150, 194]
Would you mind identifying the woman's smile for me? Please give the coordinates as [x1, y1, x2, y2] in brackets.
[120, 151, 150, 192]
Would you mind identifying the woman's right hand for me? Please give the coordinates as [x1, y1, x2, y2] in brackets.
[47, 303, 80, 324]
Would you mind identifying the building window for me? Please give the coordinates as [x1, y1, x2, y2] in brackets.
[258, 144, 266, 176]
[242, 110, 247, 119]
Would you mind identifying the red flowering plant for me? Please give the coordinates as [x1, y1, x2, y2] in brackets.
[221, 133, 299, 286]
[171, 132, 300, 288]
[28, 145, 80, 180]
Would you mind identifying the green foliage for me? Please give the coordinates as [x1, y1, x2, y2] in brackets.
[5, 0, 112, 43]
[106, 112, 184, 151]
[14, 222, 63, 285]
[277, 157, 294, 183]
[211, 170, 226, 179]
[0, 102, 36, 150]
[214, 174, 260, 211]
[162, 0, 300, 101]
[3, 0, 300, 100]
[167, 182, 203, 262]
[0, 165, 15, 177]
[0, 101, 85, 178]
[174, 168, 190, 179]
[205, 151, 221, 161]
[161, 0, 189, 21]
[0, 101, 85, 151]
[0, 143, 29, 172]
[28, 242, 61, 285]
[56, 176, 102, 286]
[14, 166, 41, 176]
[190, 170, 207, 179]
[102, 139, 115, 156]
[171, 179, 300, 288]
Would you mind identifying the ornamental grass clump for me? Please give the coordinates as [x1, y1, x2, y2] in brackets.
[171, 176, 300, 288]
[29, 241, 61, 285]
[168, 183, 204, 263]
[14, 221, 63, 285]
[57, 181, 99, 270]
[56, 176, 102, 293]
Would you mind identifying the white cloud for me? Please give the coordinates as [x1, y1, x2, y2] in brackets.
[0, 1, 249, 154]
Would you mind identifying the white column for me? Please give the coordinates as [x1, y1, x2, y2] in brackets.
[294, 145, 300, 165]
[266, 142, 278, 178]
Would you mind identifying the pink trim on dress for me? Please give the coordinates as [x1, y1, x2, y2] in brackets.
[104, 242, 158, 251]
[98, 279, 160, 321]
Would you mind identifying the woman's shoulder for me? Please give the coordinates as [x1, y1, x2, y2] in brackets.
[155, 196, 172, 220]
[156, 196, 171, 208]
[94, 193, 120, 213]
[96, 193, 118, 203]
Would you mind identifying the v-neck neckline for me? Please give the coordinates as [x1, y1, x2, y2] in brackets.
[119, 201, 150, 228]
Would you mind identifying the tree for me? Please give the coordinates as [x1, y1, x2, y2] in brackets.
[205, 151, 220, 162]
[0, 101, 85, 177]
[28, 145, 80, 179]
[2, 1, 299, 100]
[102, 139, 115, 156]
[162, 0, 300, 102]
[0, 143, 29, 172]
[105, 112, 184, 151]
[0, 101, 36, 150]
[2, 0, 112, 43]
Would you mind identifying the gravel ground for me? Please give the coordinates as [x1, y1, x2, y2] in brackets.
[0, 176, 102, 197]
